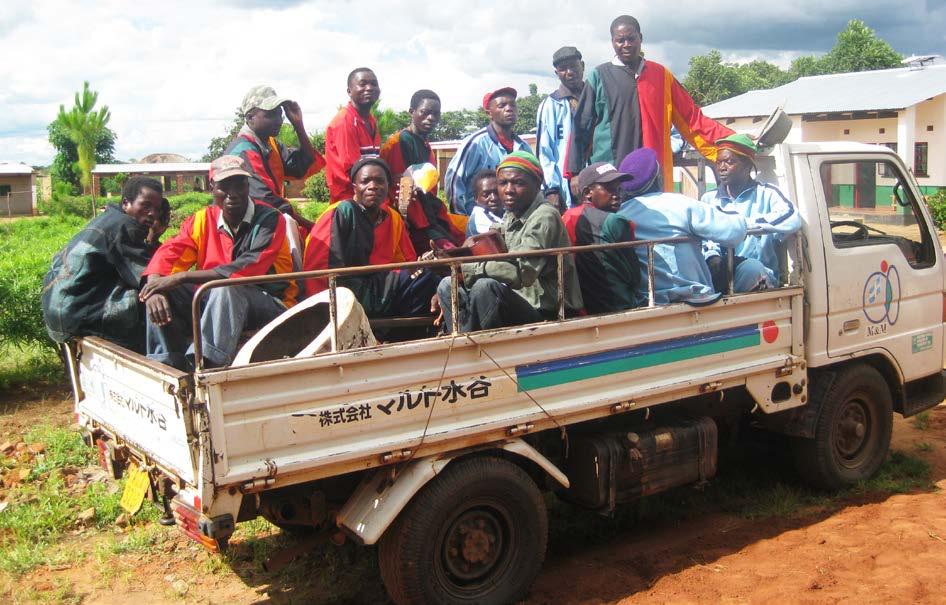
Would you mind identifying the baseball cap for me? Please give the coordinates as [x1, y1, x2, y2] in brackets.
[552, 46, 582, 67]
[482, 87, 517, 111]
[241, 85, 289, 115]
[210, 156, 252, 182]
[577, 161, 630, 192]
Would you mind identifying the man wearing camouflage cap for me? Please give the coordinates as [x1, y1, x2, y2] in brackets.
[225, 85, 324, 230]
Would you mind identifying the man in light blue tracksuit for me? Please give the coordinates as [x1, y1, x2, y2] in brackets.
[701, 134, 801, 291]
[617, 147, 768, 304]
[536, 46, 585, 211]
[445, 87, 532, 215]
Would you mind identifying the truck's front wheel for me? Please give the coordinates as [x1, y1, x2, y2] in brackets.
[378, 456, 548, 605]
[793, 364, 892, 489]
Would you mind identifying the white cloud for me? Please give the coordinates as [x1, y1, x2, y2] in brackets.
[1, 0, 942, 165]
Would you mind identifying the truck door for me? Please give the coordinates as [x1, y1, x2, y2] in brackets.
[812, 154, 943, 381]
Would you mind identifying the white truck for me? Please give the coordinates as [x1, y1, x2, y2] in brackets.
[65, 141, 945, 605]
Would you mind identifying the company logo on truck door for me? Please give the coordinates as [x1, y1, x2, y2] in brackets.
[863, 260, 900, 332]
[515, 324, 764, 391]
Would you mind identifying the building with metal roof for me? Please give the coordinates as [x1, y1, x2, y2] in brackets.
[0, 163, 36, 216]
[92, 160, 211, 197]
[703, 61, 946, 193]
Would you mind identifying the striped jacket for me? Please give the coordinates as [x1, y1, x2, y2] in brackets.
[444, 124, 531, 215]
[145, 203, 297, 307]
[225, 125, 323, 213]
[569, 58, 733, 190]
[302, 201, 415, 314]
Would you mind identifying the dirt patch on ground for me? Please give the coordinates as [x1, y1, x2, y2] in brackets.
[2, 391, 946, 604]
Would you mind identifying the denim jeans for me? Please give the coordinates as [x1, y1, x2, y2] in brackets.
[437, 276, 543, 333]
[146, 284, 285, 370]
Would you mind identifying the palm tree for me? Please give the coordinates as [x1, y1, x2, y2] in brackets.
[56, 82, 111, 197]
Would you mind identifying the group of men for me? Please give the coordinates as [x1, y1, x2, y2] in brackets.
[41, 14, 800, 371]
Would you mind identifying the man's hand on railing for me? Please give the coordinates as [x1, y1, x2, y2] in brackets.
[430, 293, 443, 327]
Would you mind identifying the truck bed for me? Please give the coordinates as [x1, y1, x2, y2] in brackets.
[75, 286, 805, 494]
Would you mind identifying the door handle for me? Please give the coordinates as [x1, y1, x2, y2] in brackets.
[841, 319, 860, 334]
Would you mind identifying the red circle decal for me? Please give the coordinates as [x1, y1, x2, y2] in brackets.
[762, 320, 779, 344]
[880, 260, 888, 273]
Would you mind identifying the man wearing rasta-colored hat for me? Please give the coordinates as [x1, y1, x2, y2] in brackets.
[700, 133, 800, 292]
[435, 151, 583, 332]
[444, 87, 532, 215]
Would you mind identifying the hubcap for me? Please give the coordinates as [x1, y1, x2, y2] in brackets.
[442, 509, 505, 582]
[835, 398, 871, 467]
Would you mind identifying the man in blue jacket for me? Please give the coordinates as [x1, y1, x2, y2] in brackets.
[444, 87, 531, 215]
[701, 134, 800, 291]
[617, 148, 767, 304]
[536, 46, 585, 211]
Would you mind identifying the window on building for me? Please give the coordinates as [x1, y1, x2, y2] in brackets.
[0, 185, 10, 196]
[914, 142, 929, 177]
[878, 143, 897, 177]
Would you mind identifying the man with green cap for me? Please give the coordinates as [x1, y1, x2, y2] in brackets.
[435, 151, 583, 332]
[701, 133, 800, 291]
[225, 85, 324, 230]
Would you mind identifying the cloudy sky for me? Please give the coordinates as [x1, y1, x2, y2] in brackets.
[2, 0, 944, 166]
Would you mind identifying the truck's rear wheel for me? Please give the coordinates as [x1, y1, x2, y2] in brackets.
[378, 456, 547, 605]
[793, 364, 892, 489]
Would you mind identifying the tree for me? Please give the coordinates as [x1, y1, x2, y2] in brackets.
[202, 107, 244, 162]
[372, 106, 411, 142]
[431, 109, 486, 142]
[513, 83, 546, 135]
[682, 50, 749, 106]
[821, 19, 902, 73]
[47, 118, 115, 194]
[54, 82, 112, 194]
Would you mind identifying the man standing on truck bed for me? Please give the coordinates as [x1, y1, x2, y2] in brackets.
[302, 156, 439, 319]
[225, 85, 324, 232]
[444, 87, 532, 215]
[701, 133, 801, 292]
[139, 156, 297, 370]
[563, 162, 640, 313]
[435, 151, 583, 331]
[617, 148, 768, 303]
[42, 177, 170, 353]
[567, 15, 733, 191]
[536, 45, 585, 211]
[325, 68, 382, 203]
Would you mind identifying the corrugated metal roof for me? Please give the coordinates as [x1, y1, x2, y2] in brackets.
[703, 64, 946, 118]
[92, 162, 210, 174]
[0, 163, 34, 175]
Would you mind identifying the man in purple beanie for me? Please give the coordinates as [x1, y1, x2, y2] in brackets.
[616, 148, 766, 303]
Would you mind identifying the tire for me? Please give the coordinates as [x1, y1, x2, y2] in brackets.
[792, 364, 893, 490]
[378, 456, 548, 605]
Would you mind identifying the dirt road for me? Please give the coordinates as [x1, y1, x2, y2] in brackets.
[3, 392, 945, 604]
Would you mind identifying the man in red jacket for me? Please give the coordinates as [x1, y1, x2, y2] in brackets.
[325, 67, 381, 203]
[140, 156, 295, 370]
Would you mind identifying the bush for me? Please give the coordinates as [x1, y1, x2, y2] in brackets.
[924, 188, 946, 230]
[301, 172, 330, 203]
[0, 216, 85, 350]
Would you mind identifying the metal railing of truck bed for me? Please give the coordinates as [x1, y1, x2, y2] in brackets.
[189, 227, 797, 371]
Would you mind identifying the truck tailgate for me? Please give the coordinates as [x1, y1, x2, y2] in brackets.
[74, 337, 196, 485]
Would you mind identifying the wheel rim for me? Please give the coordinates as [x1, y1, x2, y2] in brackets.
[833, 395, 875, 469]
[435, 499, 515, 596]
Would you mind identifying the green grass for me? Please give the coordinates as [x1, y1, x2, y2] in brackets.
[0, 343, 64, 392]
[915, 441, 933, 453]
[0, 424, 160, 575]
[912, 411, 931, 431]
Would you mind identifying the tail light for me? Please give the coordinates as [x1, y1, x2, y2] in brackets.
[171, 499, 220, 552]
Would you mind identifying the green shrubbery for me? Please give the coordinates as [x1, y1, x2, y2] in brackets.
[924, 189, 946, 230]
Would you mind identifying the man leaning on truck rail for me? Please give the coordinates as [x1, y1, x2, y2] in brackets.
[435, 151, 583, 332]
[617, 148, 768, 304]
[701, 133, 801, 292]
[139, 156, 297, 371]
